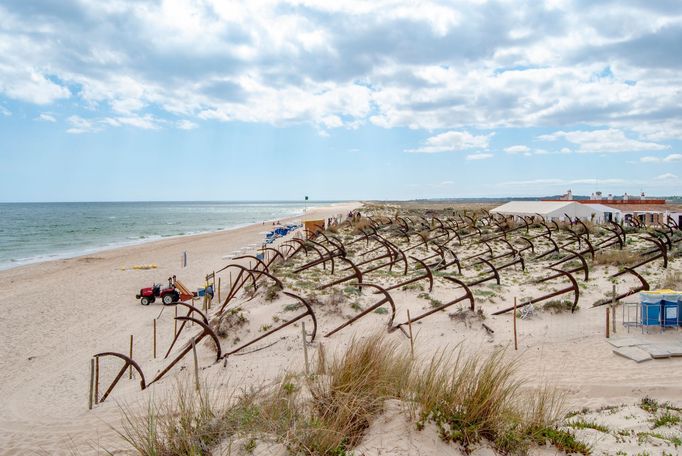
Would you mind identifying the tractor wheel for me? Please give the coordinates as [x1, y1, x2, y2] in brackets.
[172, 291, 180, 303]
[140, 296, 151, 306]
[162, 294, 174, 305]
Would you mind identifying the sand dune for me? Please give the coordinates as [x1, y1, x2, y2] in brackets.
[1, 201, 681, 455]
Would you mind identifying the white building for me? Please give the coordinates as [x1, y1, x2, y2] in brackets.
[583, 203, 623, 224]
[491, 201, 597, 222]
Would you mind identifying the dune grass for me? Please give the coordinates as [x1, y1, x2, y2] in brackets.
[113, 334, 589, 455]
[593, 250, 640, 267]
[114, 379, 228, 455]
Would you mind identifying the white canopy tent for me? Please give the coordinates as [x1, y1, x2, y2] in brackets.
[491, 201, 598, 222]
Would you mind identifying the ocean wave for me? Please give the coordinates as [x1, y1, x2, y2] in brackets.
[0, 201, 330, 271]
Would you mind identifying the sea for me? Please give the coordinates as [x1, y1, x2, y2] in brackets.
[0, 201, 336, 271]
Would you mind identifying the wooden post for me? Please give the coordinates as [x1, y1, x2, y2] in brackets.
[302, 322, 310, 375]
[174, 305, 178, 336]
[407, 309, 414, 359]
[217, 277, 221, 304]
[513, 297, 518, 351]
[128, 335, 133, 379]
[611, 284, 617, 334]
[88, 358, 94, 410]
[94, 356, 99, 405]
[605, 307, 610, 338]
[191, 338, 200, 392]
[153, 319, 157, 359]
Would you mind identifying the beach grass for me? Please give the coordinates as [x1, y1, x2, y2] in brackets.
[113, 333, 588, 455]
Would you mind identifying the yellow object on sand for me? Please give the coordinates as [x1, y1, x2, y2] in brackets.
[120, 264, 158, 271]
[646, 289, 682, 294]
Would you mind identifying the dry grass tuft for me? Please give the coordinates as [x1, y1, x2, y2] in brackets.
[351, 218, 372, 234]
[593, 249, 640, 267]
[298, 334, 413, 454]
[115, 379, 229, 455]
[114, 334, 587, 455]
[542, 300, 575, 314]
[412, 350, 525, 450]
[659, 270, 682, 290]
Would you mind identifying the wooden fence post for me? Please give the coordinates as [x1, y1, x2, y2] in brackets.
[605, 307, 610, 338]
[611, 284, 617, 334]
[407, 309, 414, 359]
[191, 338, 200, 392]
[174, 305, 178, 336]
[88, 358, 94, 410]
[153, 319, 157, 359]
[513, 297, 518, 351]
[302, 322, 310, 376]
[128, 335, 133, 379]
[94, 356, 99, 405]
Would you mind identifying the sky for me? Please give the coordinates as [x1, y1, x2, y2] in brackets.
[1, 0, 681, 202]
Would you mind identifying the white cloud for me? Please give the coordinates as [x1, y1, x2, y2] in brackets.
[407, 131, 493, 153]
[500, 175, 681, 190]
[638, 153, 682, 163]
[504, 145, 530, 154]
[0, 105, 10, 116]
[500, 178, 627, 187]
[537, 129, 668, 153]
[103, 115, 160, 130]
[640, 156, 660, 163]
[1, 69, 70, 105]
[177, 119, 198, 130]
[655, 173, 678, 181]
[66, 115, 101, 134]
[66, 114, 162, 133]
[35, 113, 56, 122]
[0, 0, 681, 136]
[466, 153, 494, 160]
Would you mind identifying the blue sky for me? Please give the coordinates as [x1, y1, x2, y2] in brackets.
[1, 0, 681, 202]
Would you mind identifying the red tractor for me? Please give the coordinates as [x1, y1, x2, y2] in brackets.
[136, 276, 198, 306]
[136, 282, 180, 305]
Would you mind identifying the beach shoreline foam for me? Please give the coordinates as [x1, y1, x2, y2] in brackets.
[0, 201, 350, 272]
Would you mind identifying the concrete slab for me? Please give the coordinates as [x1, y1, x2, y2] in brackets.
[613, 346, 652, 363]
[639, 344, 672, 359]
[608, 337, 645, 348]
[662, 342, 682, 357]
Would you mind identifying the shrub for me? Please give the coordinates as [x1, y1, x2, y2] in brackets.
[264, 284, 282, 302]
[652, 411, 681, 429]
[593, 250, 640, 267]
[212, 308, 248, 338]
[542, 300, 576, 314]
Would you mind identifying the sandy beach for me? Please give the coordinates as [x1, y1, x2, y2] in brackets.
[0, 202, 359, 454]
[0, 201, 681, 455]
